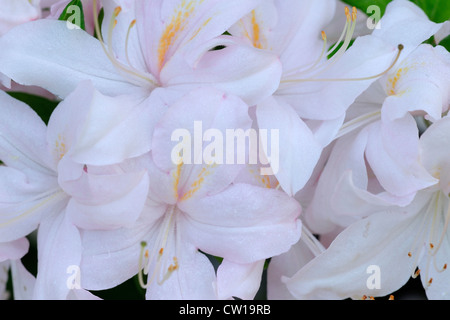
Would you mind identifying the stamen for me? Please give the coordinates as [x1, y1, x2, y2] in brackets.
[389, 295, 395, 300]
[125, 20, 137, 67]
[429, 199, 450, 257]
[137, 206, 180, 289]
[283, 44, 404, 84]
[301, 224, 326, 257]
[0, 189, 65, 228]
[335, 110, 381, 140]
[282, 7, 353, 78]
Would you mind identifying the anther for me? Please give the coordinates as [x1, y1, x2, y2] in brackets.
[352, 7, 357, 22]
[113, 6, 122, 17]
[389, 295, 394, 300]
[345, 7, 350, 22]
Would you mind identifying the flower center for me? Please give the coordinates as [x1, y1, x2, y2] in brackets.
[92, 1, 159, 89]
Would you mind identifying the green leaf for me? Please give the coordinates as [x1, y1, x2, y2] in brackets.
[410, 0, 450, 23]
[58, 0, 86, 31]
[7, 92, 59, 125]
[439, 34, 450, 52]
[340, 0, 392, 17]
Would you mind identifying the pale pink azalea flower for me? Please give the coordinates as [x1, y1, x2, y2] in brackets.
[283, 116, 450, 300]
[227, 0, 426, 196]
[304, 43, 450, 236]
[0, 0, 281, 108]
[77, 87, 302, 299]
[0, 82, 152, 299]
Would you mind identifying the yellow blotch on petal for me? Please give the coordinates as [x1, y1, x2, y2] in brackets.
[387, 67, 409, 96]
[178, 165, 214, 201]
[250, 10, 263, 49]
[54, 134, 67, 160]
[158, 0, 205, 69]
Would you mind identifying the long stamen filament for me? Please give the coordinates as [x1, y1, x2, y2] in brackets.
[301, 224, 326, 257]
[92, 0, 158, 87]
[335, 109, 381, 139]
[283, 7, 355, 79]
[430, 197, 450, 257]
[282, 44, 404, 84]
[138, 206, 179, 289]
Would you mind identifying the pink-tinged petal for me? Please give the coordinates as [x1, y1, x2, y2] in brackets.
[0, 20, 143, 98]
[331, 170, 416, 221]
[285, 193, 430, 300]
[33, 212, 82, 300]
[381, 45, 450, 122]
[100, 0, 148, 73]
[373, 0, 444, 50]
[303, 116, 345, 149]
[66, 171, 149, 230]
[180, 183, 302, 264]
[304, 128, 370, 234]
[256, 96, 323, 196]
[145, 241, 217, 300]
[135, 0, 261, 77]
[47, 81, 157, 167]
[0, 165, 57, 205]
[274, 0, 335, 68]
[164, 36, 282, 106]
[10, 260, 36, 300]
[152, 87, 252, 199]
[0, 90, 54, 172]
[0, 238, 29, 262]
[0, 0, 40, 35]
[267, 238, 316, 300]
[279, 35, 400, 121]
[365, 117, 437, 197]
[229, 0, 335, 66]
[216, 259, 265, 300]
[420, 116, 450, 195]
[79, 202, 166, 290]
[0, 186, 67, 243]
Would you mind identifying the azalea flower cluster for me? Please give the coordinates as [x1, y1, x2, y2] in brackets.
[0, 0, 449, 300]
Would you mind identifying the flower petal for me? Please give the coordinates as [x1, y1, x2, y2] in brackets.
[0, 19, 143, 98]
[285, 193, 430, 299]
[0, 238, 29, 262]
[180, 183, 302, 264]
[256, 96, 323, 196]
[33, 211, 83, 299]
[217, 259, 265, 300]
